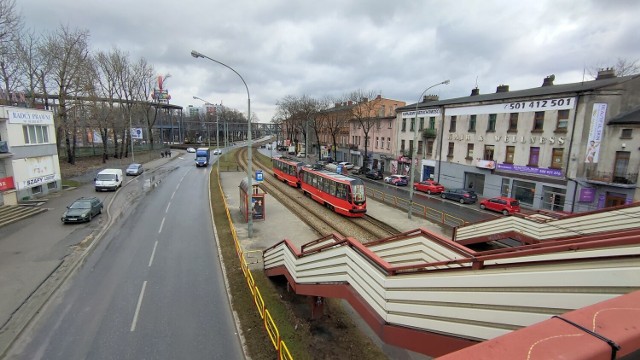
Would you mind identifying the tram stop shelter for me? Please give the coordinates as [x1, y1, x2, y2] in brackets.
[239, 176, 266, 222]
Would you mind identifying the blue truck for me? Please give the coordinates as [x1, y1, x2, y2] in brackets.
[195, 147, 210, 167]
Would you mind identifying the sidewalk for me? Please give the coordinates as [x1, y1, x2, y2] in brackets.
[0, 150, 183, 355]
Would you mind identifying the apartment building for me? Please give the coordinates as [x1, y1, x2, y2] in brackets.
[0, 106, 61, 205]
[397, 70, 640, 213]
[315, 95, 405, 172]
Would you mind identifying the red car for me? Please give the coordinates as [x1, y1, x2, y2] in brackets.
[413, 180, 445, 194]
[480, 196, 521, 215]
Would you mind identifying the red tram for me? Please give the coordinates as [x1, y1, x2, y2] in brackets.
[300, 166, 366, 217]
[272, 156, 304, 188]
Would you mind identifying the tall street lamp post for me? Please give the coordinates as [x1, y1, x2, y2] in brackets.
[407, 80, 450, 219]
[191, 50, 254, 237]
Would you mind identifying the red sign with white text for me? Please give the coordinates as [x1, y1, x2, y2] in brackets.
[0, 176, 15, 191]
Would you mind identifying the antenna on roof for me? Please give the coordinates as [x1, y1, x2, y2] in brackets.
[475, 76, 479, 88]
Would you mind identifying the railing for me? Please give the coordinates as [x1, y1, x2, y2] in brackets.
[422, 128, 437, 139]
[585, 169, 638, 185]
[348, 144, 359, 150]
[366, 188, 465, 229]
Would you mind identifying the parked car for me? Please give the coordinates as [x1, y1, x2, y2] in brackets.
[413, 179, 445, 195]
[186, 147, 196, 153]
[61, 197, 103, 223]
[126, 163, 144, 176]
[384, 175, 408, 186]
[365, 169, 383, 180]
[320, 156, 334, 163]
[213, 149, 222, 155]
[296, 152, 306, 158]
[480, 196, 521, 215]
[338, 161, 354, 170]
[441, 189, 478, 204]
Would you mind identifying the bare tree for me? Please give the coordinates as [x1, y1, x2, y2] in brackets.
[41, 25, 91, 164]
[347, 89, 380, 168]
[0, 0, 21, 103]
[15, 29, 48, 107]
[588, 57, 640, 79]
[0, 0, 20, 47]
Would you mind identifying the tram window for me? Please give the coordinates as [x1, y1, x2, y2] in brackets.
[352, 184, 365, 204]
[337, 183, 347, 200]
[330, 182, 337, 197]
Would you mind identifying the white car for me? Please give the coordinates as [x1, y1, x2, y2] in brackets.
[213, 149, 222, 155]
[338, 162, 354, 170]
[186, 147, 196, 153]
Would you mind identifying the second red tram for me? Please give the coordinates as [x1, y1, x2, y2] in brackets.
[300, 166, 366, 217]
[272, 156, 304, 188]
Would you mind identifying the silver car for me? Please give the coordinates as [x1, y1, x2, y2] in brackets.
[126, 163, 144, 176]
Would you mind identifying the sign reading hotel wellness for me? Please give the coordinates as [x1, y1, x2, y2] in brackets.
[8, 109, 54, 125]
[446, 96, 576, 116]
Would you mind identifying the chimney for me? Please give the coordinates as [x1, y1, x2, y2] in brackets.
[347, 100, 353, 106]
[496, 84, 509, 93]
[542, 74, 555, 86]
[470, 87, 480, 96]
[422, 95, 439, 102]
[376, 94, 382, 100]
[596, 68, 616, 80]
[335, 102, 341, 108]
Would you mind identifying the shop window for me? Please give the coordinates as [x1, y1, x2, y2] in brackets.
[32, 185, 42, 195]
[447, 142, 455, 158]
[556, 110, 569, 132]
[533, 112, 545, 132]
[528, 147, 540, 167]
[505, 146, 515, 164]
[449, 116, 457, 132]
[48, 181, 57, 190]
[508, 113, 518, 132]
[469, 115, 476, 132]
[551, 148, 564, 169]
[487, 114, 496, 132]
[513, 180, 535, 205]
[621, 128, 632, 139]
[484, 145, 495, 160]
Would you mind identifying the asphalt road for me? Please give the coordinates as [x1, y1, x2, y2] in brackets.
[6, 155, 243, 360]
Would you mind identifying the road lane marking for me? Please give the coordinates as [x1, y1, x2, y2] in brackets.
[159, 217, 165, 233]
[148, 241, 158, 267]
[165, 202, 171, 213]
[130, 280, 147, 332]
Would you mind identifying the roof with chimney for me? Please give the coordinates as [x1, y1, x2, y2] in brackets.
[398, 70, 640, 112]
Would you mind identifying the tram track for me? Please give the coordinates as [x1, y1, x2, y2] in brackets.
[235, 148, 399, 242]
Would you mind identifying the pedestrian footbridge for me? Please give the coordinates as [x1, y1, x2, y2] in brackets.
[263, 203, 640, 358]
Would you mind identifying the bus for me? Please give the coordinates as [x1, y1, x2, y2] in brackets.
[300, 166, 366, 217]
[272, 156, 304, 188]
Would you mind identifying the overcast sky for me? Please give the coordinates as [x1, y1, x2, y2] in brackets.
[18, 0, 640, 123]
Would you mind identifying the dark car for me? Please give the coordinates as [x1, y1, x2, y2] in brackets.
[126, 163, 144, 176]
[441, 189, 478, 204]
[61, 197, 103, 223]
[365, 169, 383, 180]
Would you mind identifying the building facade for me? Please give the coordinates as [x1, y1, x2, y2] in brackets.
[397, 71, 640, 213]
[0, 106, 61, 205]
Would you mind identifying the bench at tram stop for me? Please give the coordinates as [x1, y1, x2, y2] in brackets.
[239, 171, 266, 223]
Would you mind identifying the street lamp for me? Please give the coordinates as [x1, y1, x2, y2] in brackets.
[191, 50, 254, 237]
[407, 80, 450, 219]
[193, 96, 221, 174]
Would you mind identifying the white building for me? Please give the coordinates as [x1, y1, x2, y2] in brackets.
[397, 70, 640, 213]
[0, 106, 61, 205]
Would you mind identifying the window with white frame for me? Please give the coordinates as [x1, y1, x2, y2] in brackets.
[23, 125, 50, 144]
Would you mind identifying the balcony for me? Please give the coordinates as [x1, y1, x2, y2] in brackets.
[585, 169, 638, 187]
[422, 128, 437, 139]
[349, 144, 359, 150]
